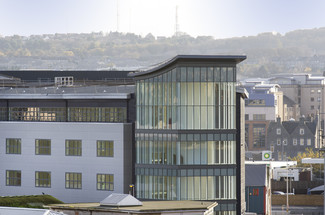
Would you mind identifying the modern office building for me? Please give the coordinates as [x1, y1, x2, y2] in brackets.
[0, 85, 135, 203]
[130, 55, 246, 215]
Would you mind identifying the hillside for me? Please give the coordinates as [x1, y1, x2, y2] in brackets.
[1, 28, 325, 79]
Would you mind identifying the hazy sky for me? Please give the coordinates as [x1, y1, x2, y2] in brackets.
[1, 0, 325, 38]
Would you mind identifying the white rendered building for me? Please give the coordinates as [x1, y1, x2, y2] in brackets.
[0, 85, 135, 203]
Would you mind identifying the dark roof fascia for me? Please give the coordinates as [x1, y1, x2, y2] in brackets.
[236, 87, 249, 99]
[129, 55, 246, 79]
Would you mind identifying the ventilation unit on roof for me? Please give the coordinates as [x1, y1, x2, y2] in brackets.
[55, 77, 73, 87]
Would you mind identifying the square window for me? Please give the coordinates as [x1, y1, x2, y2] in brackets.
[307, 139, 311, 146]
[293, 139, 297, 145]
[97, 140, 114, 157]
[35, 171, 51, 188]
[6, 138, 21, 154]
[300, 139, 304, 146]
[65, 172, 82, 189]
[283, 139, 287, 145]
[6, 170, 21, 186]
[97, 174, 114, 191]
[65, 140, 82, 156]
[311, 97, 315, 102]
[270, 145, 274, 152]
[300, 128, 304, 135]
[277, 139, 281, 145]
[35, 139, 51, 155]
[276, 128, 281, 135]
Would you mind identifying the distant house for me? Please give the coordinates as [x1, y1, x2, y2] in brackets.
[243, 84, 283, 151]
[266, 117, 320, 160]
[245, 164, 271, 215]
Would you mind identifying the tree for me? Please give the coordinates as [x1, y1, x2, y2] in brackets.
[289, 148, 322, 177]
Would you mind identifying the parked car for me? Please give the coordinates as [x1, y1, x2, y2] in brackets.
[273, 191, 285, 195]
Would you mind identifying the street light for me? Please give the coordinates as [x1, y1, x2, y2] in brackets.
[281, 140, 289, 213]
[318, 148, 325, 215]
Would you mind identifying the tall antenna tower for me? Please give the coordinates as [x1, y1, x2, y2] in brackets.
[116, 0, 120, 32]
[174, 6, 180, 37]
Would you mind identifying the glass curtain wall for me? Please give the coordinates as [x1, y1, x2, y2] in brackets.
[136, 66, 236, 130]
[135, 65, 237, 204]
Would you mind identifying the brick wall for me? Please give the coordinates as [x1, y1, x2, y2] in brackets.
[272, 194, 323, 206]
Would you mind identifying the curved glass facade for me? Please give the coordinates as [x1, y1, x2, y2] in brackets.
[136, 66, 236, 130]
[135, 59, 240, 215]
[136, 133, 236, 165]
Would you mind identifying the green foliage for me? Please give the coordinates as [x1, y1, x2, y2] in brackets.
[0, 195, 63, 208]
[289, 148, 323, 174]
[2, 28, 325, 76]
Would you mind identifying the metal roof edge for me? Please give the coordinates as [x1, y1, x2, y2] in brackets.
[129, 55, 246, 77]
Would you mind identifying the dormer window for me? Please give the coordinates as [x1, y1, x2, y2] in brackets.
[300, 128, 304, 135]
[276, 128, 281, 135]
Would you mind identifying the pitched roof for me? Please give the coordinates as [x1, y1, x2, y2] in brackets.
[282, 121, 299, 134]
[100, 193, 143, 207]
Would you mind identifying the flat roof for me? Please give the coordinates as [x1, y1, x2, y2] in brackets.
[47, 201, 217, 213]
[129, 55, 246, 78]
[0, 85, 135, 100]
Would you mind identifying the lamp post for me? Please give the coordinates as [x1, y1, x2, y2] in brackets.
[281, 140, 289, 213]
[318, 148, 325, 215]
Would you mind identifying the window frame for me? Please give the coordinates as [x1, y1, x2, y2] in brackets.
[277, 139, 281, 146]
[35, 171, 51, 188]
[300, 138, 304, 146]
[6, 138, 21, 154]
[276, 128, 281, 135]
[300, 128, 304, 135]
[6, 170, 21, 186]
[65, 172, 82, 189]
[97, 173, 114, 191]
[65, 140, 82, 156]
[35, 139, 51, 155]
[97, 140, 114, 157]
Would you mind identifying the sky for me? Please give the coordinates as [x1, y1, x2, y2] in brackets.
[1, 0, 325, 39]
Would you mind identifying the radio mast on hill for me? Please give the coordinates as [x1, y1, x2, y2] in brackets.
[116, 0, 120, 32]
[174, 6, 180, 37]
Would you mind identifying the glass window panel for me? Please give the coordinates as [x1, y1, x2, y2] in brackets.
[65, 172, 82, 189]
[201, 67, 207, 82]
[194, 83, 200, 105]
[214, 67, 221, 82]
[194, 142, 200, 164]
[65, 140, 82, 156]
[221, 67, 227, 82]
[201, 176, 207, 200]
[227, 67, 234, 82]
[188, 142, 194, 164]
[187, 67, 194, 82]
[194, 67, 200, 82]
[6, 138, 21, 154]
[181, 67, 187, 82]
[201, 141, 207, 164]
[6, 170, 21, 186]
